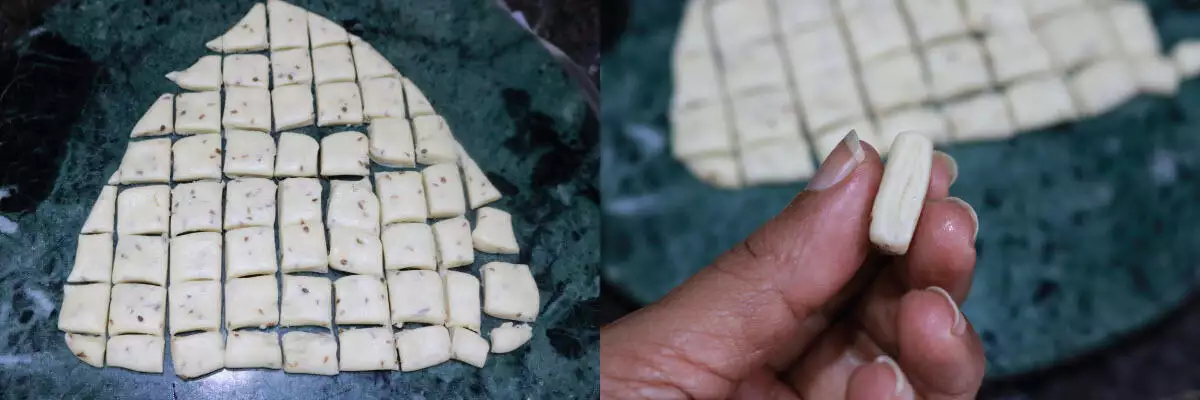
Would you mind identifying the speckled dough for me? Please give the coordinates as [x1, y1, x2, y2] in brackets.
[224, 275, 280, 330]
[282, 331, 339, 375]
[270, 48, 313, 87]
[205, 2, 268, 52]
[130, 94, 174, 137]
[422, 163, 467, 218]
[65, 332, 106, 368]
[224, 130, 276, 177]
[166, 57, 221, 91]
[175, 91, 222, 135]
[433, 216, 474, 269]
[59, 283, 110, 335]
[169, 232, 223, 283]
[225, 330, 282, 369]
[225, 227, 278, 279]
[106, 334, 165, 373]
[80, 185, 116, 234]
[381, 222, 437, 270]
[412, 115, 457, 165]
[112, 234, 168, 285]
[223, 87, 273, 132]
[375, 171, 426, 224]
[274, 133, 319, 177]
[327, 226, 383, 276]
[280, 275, 332, 327]
[449, 327, 488, 368]
[334, 275, 390, 325]
[170, 180, 224, 236]
[444, 271, 481, 332]
[339, 327, 398, 371]
[472, 207, 518, 254]
[395, 326, 450, 372]
[118, 138, 171, 184]
[320, 131, 370, 176]
[172, 135, 223, 182]
[108, 283, 167, 336]
[326, 178, 379, 233]
[224, 178, 277, 230]
[171, 331, 225, 379]
[272, 85, 316, 131]
[168, 280, 222, 334]
[482, 262, 540, 322]
[368, 117, 416, 168]
[279, 221, 329, 273]
[68, 233, 113, 283]
[223, 54, 270, 88]
[387, 269, 446, 325]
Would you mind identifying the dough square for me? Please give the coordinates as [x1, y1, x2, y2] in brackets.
[225, 330, 282, 369]
[387, 269, 446, 325]
[327, 178, 380, 234]
[280, 275, 332, 327]
[781, 23, 853, 79]
[681, 154, 742, 189]
[403, 78, 435, 117]
[433, 216, 474, 269]
[350, 35, 401, 80]
[457, 145, 502, 209]
[312, 45, 356, 84]
[108, 283, 167, 335]
[412, 115, 458, 165]
[169, 232, 223, 283]
[327, 226, 384, 276]
[223, 87, 272, 132]
[58, 283, 110, 335]
[1069, 59, 1139, 117]
[860, 51, 929, 114]
[112, 234, 168, 286]
[320, 131, 370, 176]
[444, 271, 481, 332]
[845, 6, 912, 63]
[473, 207, 518, 254]
[308, 12, 349, 48]
[729, 88, 803, 148]
[361, 76, 407, 120]
[166, 56, 222, 91]
[65, 332, 106, 368]
[171, 331, 225, 379]
[709, 0, 772, 49]
[224, 130, 276, 177]
[170, 180, 223, 236]
[224, 275, 279, 330]
[270, 48, 313, 87]
[490, 322, 533, 354]
[118, 185, 170, 235]
[175, 91, 222, 135]
[945, 92, 1016, 141]
[1005, 75, 1078, 131]
[740, 139, 817, 186]
[901, 0, 969, 43]
[223, 54, 269, 88]
[368, 117, 416, 168]
[130, 93, 174, 137]
[168, 280, 222, 334]
[106, 334, 164, 373]
[924, 38, 992, 100]
[376, 171, 427, 224]
[225, 227, 278, 279]
[118, 138, 172, 184]
[224, 178, 277, 230]
[422, 163, 467, 218]
[877, 107, 953, 145]
[338, 327, 398, 371]
[205, 3, 268, 53]
[1108, 2, 1159, 57]
[68, 233, 113, 283]
[172, 135, 223, 182]
[796, 68, 866, 133]
[395, 326, 451, 372]
[268, 0, 309, 50]
[282, 331, 339, 375]
[1020, 0, 1083, 21]
[382, 223, 437, 270]
[272, 84, 316, 131]
[984, 30, 1054, 84]
[670, 52, 722, 113]
[1134, 57, 1181, 96]
[669, 103, 733, 159]
[482, 262, 540, 322]
[278, 177, 323, 226]
[279, 222, 329, 273]
[720, 40, 787, 95]
[81, 185, 116, 234]
[774, 0, 835, 34]
[1174, 41, 1200, 78]
[450, 327, 489, 368]
[334, 275, 390, 325]
[963, 0, 1030, 32]
[1037, 10, 1118, 71]
[275, 133, 319, 177]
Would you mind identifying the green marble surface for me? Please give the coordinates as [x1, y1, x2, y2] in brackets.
[601, 0, 1200, 378]
[0, 0, 598, 397]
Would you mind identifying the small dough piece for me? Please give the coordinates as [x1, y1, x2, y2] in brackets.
[774, 0, 835, 34]
[403, 78, 435, 117]
[350, 36, 401, 80]
[118, 138, 172, 184]
[175, 91, 222, 135]
[984, 30, 1054, 84]
[1133, 57, 1181, 96]
[945, 92, 1016, 141]
[58, 283, 110, 335]
[422, 163, 467, 218]
[225, 227, 278, 279]
[671, 52, 723, 113]
[224, 178, 277, 230]
[225, 330, 282, 369]
[224, 275, 279, 330]
[681, 155, 742, 189]
[108, 283, 167, 335]
[275, 133, 319, 177]
[457, 143, 502, 209]
[473, 207, 518, 254]
[170, 180, 223, 236]
[1109, 2, 1160, 57]
[279, 222, 329, 273]
[327, 178, 380, 233]
[169, 280, 222, 334]
[334, 275, 390, 325]
[166, 56, 222, 91]
[490, 322, 533, 353]
[1038, 10, 1119, 71]
[669, 103, 733, 159]
[270, 48, 313, 87]
[223, 87, 272, 132]
[278, 177, 322, 226]
[482, 262, 540, 322]
[280, 275, 332, 327]
[106, 335, 164, 373]
[272, 84, 316, 131]
[81, 186, 117, 234]
[1069, 59, 1138, 117]
[796, 68, 866, 133]
[327, 226, 384, 276]
[1173, 40, 1200, 78]
[381, 223, 437, 270]
[741, 139, 818, 185]
[433, 216, 474, 269]
[169, 232, 223, 283]
[870, 132, 933, 255]
[412, 115, 457, 164]
[172, 135, 223, 182]
[877, 108, 953, 146]
[130, 94, 175, 137]
[224, 130, 276, 177]
[320, 131, 370, 176]
[339, 327, 398, 371]
[924, 38, 992, 100]
[444, 271, 481, 332]
[368, 117, 416, 167]
[900, 0, 969, 43]
[268, 0, 308, 50]
[282, 331, 339, 375]
[68, 233, 113, 283]
[781, 23, 853, 79]
[206, 2, 268, 52]
[730, 88, 802, 148]
[1019, 0, 1083, 21]
[361, 76, 406, 120]
[118, 185, 170, 235]
[108, 169, 120, 185]
[963, 0, 1030, 32]
[308, 12, 349, 48]
[65, 333, 106, 368]
[844, 5, 912, 62]
[223, 54, 269, 88]
[720, 40, 788, 95]
[171, 331, 225, 379]
[394, 326, 450, 372]
[376, 171, 427, 224]
[449, 327, 488, 368]
[387, 269, 446, 325]
[1005, 75, 1078, 131]
[312, 45, 356, 84]
[860, 51, 929, 114]
[709, 0, 773, 49]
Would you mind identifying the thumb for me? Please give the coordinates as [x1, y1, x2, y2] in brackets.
[601, 132, 884, 399]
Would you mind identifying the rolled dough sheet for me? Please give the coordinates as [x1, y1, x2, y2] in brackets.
[402, 78, 435, 117]
[361, 76, 407, 120]
[225, 330, 282, 369]
[327, 226, 384, 276]
[268, 0, 309, 50]
[1069, 59, 1139, 117]
[272, 85, 315, 131]
[224, 130, 276, 178]
[395, 325, 451, 372]
[223, 54, 270, 88]
[316, 82, 364, 126]
[1005, 75, 1079, 131]
[350, 35, 401, 80]
[106, 334, 164, 373]
[877, 107, 953, 146]
[339, 327, 398, 371]
[282, 331, 339, 375]
[312, 44, 356, 84]
[223, 87, 273, 132]
[308, 12, 349, 48]
[984, 30, 1054, 84]
[117, 185, 170, 235]
[171, 331, 225, 379]
[740, 139, 817, 186]
[945, 92, 1017, 141]
[270, 48, 313, 87]
[175, 91, 222, 135]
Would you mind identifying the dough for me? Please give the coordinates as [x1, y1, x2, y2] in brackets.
[116, 185, 170, 235]
[169, 232, 223, 283]
[859, 51, 929, 114]
[279, 222, 329, 273]
[225, 330, 282, 369]
[376, 171, 427, 224]
[944, 92, 1016, 141]
[320, 131, 370, 176]
[796, 68, 866, 133]
[168, 280, 222, 334]
[68, 233, 113, 283]
[381, 222, 437, 270]
[984, 30, 1054, 84]
[387, 269, 446, 325]
[1133, 57, 1181, 96]
[900, 0, 969, 43]
[1019, 0, 1083, 21]
[368, 117, 416, 168]
[781, 23, 852, 79]
[312, 44, 356, 84]
[65, 332, 106, 368]
[1069, 59, 1138, 117]
[482, 262, 540, 322]
[58, 283, 110, 335]
[877, 107, 953, 145]
[490, 322, 533, 353]
[281, 331, 339, 375]
[223, 54, 270, 88]
[172, 135, 223, 182]
[278, 177, 323, 226]
[740, 139, 818, 185]
[350, 35, 401, 80]
[275, 133, 319, 177]
[449, 327, 488, 368]
[270, 48, 313, 87]
[709, 0, 772, 49]
[394, 326, 450, 372]
[106, 334, 164, 373]
[422, 163, 467, 218]
[118, 138, 172, 184]
[272, 84, 316, 131]
[112, 234, 168, 285]
[1108, 2, 1159, 56]
[924, 38, 992, 100]
[339, 327, 398, 371]
[774, 0, 835, 34]
[1005, 75, 1078, 131]
[1173, 40, 1200, 78]
[1038, 10, 1119, 71]
[670, 103, 733, 159]
[108, 283, 166, 335]
[80, 185, 116, 234]
[334, 275, 390, 325]
[268, 0, 309, 50]
[681, 154, 742, 189]
[412, 115, 458, 165]
[361, 76, 406, 120]
[130, 94, 174, 137]
[223, 87, 272, 132]
[166, 56, 221, 91]
[175, 91, 221, 135]
[456, 143, 502, 209]
[171, 331, 225, 379]
[280, 275, 332, 327]
[327, 178, 379, 233]
[327, 226, 384, 276]
[402, 78, 435, 117]
[963, 0, 1030, 32]
[730, 88, 802, 148]
[224, 275, 279, 330]
[444, 271, 481, 332]
[472, 207, 518, 254]
[224, 177, 277, 230]
[720, 40, 787, 95]
[170, 180, 223, 236]
[433, 216, 474, 269]
[225, 227, 278, 279]
[308, 12, 349, 48]
[844, 4, 912, 62]
[670, 52, 722, 113]
[205, 2, 268, 52]
[224, 130, 276, 177]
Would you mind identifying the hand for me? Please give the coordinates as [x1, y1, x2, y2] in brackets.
[601, 132, 985, 399]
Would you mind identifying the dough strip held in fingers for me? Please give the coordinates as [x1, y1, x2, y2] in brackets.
[869, 131, 933, 255]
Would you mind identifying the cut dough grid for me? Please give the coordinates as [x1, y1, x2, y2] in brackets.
[671, 0, 1200, 189]
[60, 0, 537, 378]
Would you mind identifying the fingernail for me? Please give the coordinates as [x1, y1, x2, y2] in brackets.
[874, 355, 906, 396]
[945, 197, 979, 243]
[807, 130, 865, 191]
[934, 151, 957, 186]
[925, 286, 966, 336]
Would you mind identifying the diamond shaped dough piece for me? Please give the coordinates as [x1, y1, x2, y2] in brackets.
[308, 12, 349, 48]
[422, 163, 466, 218]
[361, 77, 406, 120]
[312, 44, 356, 84]
[445, 271, 481, 332]
[350, 35, 401, 80]
[58, 283, 110, 335]
[280, 275, 332, 327]
[171, 331, 225, 378]
[224, 130, 276, 177]
[268, 0, 308, 50]
[434, 216, 474, 269]
[368, 118, 416, 168]
[272, 84, 315, 131]
[412, 115, 457, 165]
[81, 186, 116, 234]
[175, 91, 222, 135]
[117, 185, 170, 235]
[172, 135, 223, 182]
[472, 207, 518, 254]
[456, 143, 502, 209]
[282, 331, 339, 375]
[387, 269, 446, 325]
[166, 56, 221, 91]
[106, 334, 164, 373]
[326, 178, 379, 233]
[169, 232, 223, 283]
[223, 87, 272, 132]
[118, 138, 171, 184]
[170, 180, 223, 236]
[270, 48, 313, 87]
[225, 226, 278, 279]
[275, 133, 319, 177]
[450, 327, 488, 368]
[334, 275, 390, 325]
[224, 178, 276, 230]
[68, 233, 113, 283]
[278, 177, 322, 226]
[223, 54, 269, 88]
[482, 262, 540, 322]
[112, 234, 168, 285]
[490, 322, 533, 353]
[168, 280, 222, 334]
[327, 226, 383, 276]
[65, 332, 106, 368]
[224, 275, 279, 330]
[403, 78, 434, 117]
[316, 82, 364, 126]
[395, 326, 450, 372]
[320, 131, 370, 176]
[206, 2, 268, 53]
[130, 94, 174, 137]
[108, 283, 166, 335]
[376, 171, 427, 224]
[339, 327, 398, 371]
[225, 330, 282, 369]
[382, 222, 436, 270]
[280, 222, 328, 273]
